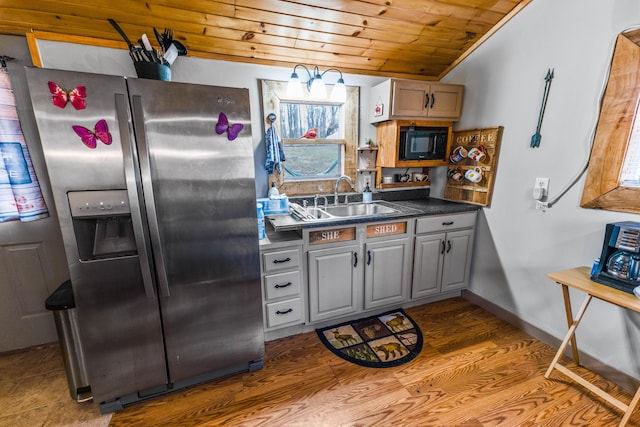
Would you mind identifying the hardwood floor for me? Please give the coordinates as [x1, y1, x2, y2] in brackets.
[2, 297, 640, 426]
[111, 297, 640, 426]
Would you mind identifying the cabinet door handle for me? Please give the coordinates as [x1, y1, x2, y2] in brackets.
[367, 250, 372, 265]
[430, 93, 435, 109]
[441, 240, 446, 254]
[273, 257, 291, 264]
[424, 93, 430, 109]
[446, 240, 452, 253]
[274, 282, 293, 289]
[276, 308, 293, 315]
[353, 251, 358, 268]
[442, 221, 454, 226]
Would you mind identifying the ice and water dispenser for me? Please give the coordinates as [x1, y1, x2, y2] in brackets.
[67, 190, 137, 261]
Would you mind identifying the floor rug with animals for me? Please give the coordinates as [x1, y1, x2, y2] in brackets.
[316, 309, 423, 368]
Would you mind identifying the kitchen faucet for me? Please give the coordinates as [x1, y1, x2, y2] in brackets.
[334, 175, 355, 205]
[314, 194, 328, 209]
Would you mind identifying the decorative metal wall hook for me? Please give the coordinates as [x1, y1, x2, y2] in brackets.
[0, 55, 15, 69]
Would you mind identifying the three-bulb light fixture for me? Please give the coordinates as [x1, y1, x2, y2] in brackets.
[286, 64, 347, 102]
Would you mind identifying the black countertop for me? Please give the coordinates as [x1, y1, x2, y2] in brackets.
[266, 189, 480, 232]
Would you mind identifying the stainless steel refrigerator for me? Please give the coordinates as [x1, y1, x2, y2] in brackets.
[26, 68, 264, 412]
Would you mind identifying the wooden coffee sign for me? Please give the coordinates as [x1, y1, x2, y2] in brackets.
[444, 126, 503, 207]
[366, 221, 407, 238]
[309, 227, 356, 245]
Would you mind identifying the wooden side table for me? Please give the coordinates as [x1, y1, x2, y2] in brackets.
[546, 267, 640, 427]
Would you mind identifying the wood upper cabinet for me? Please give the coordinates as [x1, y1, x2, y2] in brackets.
[370, 79, 464, 123]
[375, 119, 453, 168]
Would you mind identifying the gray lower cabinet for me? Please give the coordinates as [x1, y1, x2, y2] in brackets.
[364, 237, 411, 310]
[263, 212, 476, 332]
[412, 212, 476, 298]
[306, 220, 411, 323]
[261, 245, 304, 330]
[307, 243, 361, 322]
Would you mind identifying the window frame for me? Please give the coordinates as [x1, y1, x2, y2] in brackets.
[581, 29, 640, 214]
[260, 79, 359, 196]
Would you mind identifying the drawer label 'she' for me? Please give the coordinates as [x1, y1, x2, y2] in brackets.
[367, 221, 407, 238]
[309, 227, 355, 245]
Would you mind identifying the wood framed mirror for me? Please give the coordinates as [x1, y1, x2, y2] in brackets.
[581, 29, 640, 214]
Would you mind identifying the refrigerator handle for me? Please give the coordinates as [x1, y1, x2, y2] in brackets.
[115, 93, 157, 300]
[131, 95, 171, 298]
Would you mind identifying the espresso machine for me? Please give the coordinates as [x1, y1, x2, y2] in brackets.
[591, 221, 640, 293]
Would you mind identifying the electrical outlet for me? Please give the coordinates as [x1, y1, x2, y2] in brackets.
[534, 177, 549, 193]
[534, 177, 549, 200]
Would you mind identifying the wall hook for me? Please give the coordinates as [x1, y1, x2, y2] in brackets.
[0, 55, 15, 69]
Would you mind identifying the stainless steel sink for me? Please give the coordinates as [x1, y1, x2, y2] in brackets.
[304, 207, 333, 219]
[290, 201, 401, 222]
[322, 202, 399, 217]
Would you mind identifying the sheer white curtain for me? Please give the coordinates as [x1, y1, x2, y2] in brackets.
[0, 68, 48, 222]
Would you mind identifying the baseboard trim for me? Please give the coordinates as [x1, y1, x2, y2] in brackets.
[462, 289, 640, 393]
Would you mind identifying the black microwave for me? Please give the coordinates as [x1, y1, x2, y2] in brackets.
[399, 126, 449, 161]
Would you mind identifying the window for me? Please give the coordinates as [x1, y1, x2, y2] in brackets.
[261, 79, 359, 196]
[581, 29, 640, 214]
[279, 102, 343, 180]
[620, 100, 640, 187]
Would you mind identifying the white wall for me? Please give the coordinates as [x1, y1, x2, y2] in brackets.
[36, 40, 385, 197]
[439, 0, 640, 378]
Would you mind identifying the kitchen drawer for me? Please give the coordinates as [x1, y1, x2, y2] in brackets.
[264, 270, 301, 300]
[416, 212, 476, 234]
[265, 298, 303, 328]
[262, 248, 301, 273]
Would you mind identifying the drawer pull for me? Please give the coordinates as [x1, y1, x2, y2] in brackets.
[276, 308, 293, 315]
[273, 257, 291, 264]
[274, 282, 293, 289]
[442, 221, 454, 226]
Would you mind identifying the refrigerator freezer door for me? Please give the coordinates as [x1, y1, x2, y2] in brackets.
[25, 68, 167, 403]
[126, 78, 264, 383]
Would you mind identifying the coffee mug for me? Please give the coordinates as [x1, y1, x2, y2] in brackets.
[447, 167, 463, 182]
[412, 172, 428, 182]
[468, 145, 487, 162]
[449, 146, 468, 163]
[382, 176, 393, 184]
[465, 167, 483, 183]
[395, 173, 410, 183]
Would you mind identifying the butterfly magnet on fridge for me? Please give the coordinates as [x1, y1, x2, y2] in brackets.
[215, 112, 243, 141]
[72, 119, 112, 149]
[48, 81, 87, 110]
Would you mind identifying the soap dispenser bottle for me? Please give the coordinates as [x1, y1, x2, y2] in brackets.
[268, 182, 279, 198]
[363, 183, 372, 203]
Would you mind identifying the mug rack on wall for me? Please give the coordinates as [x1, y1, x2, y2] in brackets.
[444, 126, 504, 207]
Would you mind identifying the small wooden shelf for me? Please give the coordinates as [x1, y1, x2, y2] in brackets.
[379, 181, 430, 189]
[357, 168, 377, 173]
[357, 146, 379, 151]
[445, 184, 488, 192]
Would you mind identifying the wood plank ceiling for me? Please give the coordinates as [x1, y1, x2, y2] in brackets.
[0, 0, 531, 80]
